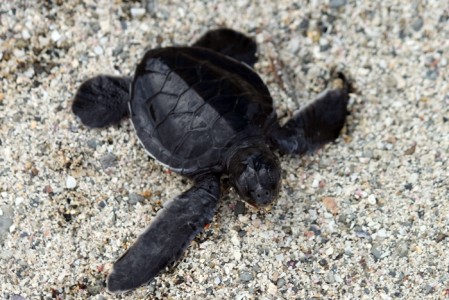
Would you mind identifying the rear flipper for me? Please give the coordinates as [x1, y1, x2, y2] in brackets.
[192, 28, 258, 67]
[72, 76, 131, 128]
[270, 73, 350, 155]
[107, 174, 220, 293]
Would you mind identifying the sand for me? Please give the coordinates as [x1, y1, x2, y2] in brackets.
[1, 1, 448, 299]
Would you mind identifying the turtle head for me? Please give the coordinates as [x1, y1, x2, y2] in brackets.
[228, 146, 281, 207]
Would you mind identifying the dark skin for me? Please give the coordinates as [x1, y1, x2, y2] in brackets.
[227, 145, 281, 207]
[72, 29, 350, 293]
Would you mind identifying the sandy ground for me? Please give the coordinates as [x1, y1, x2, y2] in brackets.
[1, 1, 448, 299]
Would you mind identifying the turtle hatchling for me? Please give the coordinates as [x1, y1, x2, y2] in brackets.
[72, 28, 351, 293]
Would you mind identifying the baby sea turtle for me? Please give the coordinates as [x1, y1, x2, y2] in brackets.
[72, 28, 350, 293]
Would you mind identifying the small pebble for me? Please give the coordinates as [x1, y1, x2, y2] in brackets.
[87, 139, 98, 149]
[277, 278, 286, 288]
[234, 201, 246, 216]
[66, 176, 77, 189]
[22, 29, 31, 40]
[288, 37, 301, 53]
[0, 206, 14, 242]
[51, 30, 61, 42]
[130, 7, 146, 18]
[267, 282, 277, 295]
[371, 247, 382, 261]
[94, 46, 104, 55]
[128, 193, 144, 204]
[411, 17, 424, 31]
[239, 270, 253, 282]
[329, 0, 347, 8]
[100, 153, 117, 169]
[367, 194, 376, 205]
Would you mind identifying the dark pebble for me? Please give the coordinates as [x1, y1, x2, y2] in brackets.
[393, 291, 402, 297]
[282, 226, 292, 235]
[98, 200, 106, 209]
[287, 260, 298, 268]
[129, 193, 145, 204]
[418, 210, 425, 219]
[426, 69, 438, 80]
[120, 20, 127, 31]
[423, 284, 434, 294]
[0, 206, 14, 242]
[206, 287, 214, 295]
[239, 270, 253, 282]
[411, 17, 424, 31]
[436, 233, 447, 242]
[404, 183, 413, 190]
[87, 285, 101, 295]
[319, 259, 328, 267]
[238, 229, 246, 237]
[277, 278, 286, 288]
[329, 0, 347, 9]
[175, 275, 184, 285]
[112, 45, 124, 56]
[309, 224, 321, 235]
[87, 139, 98, 149]
[234, 200, 246, 216]
[371, 247, 382, 261]
[320, 43, 331, 52]
[30, 198, 40, 208]
[100, 153, 117, 169]
[355, 229, 371, 239]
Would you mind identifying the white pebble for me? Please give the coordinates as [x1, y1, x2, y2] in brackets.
[312, 174, 321, 188]
[51, 30, 61, 42]
[233, 249, 242, 261]
[130, 7, 146, 18]
[409, 173, 419, 183]
[66, 176, 77, 189]
[13, 49, 25, 58]
[267, 282, 277, 295]
[367, 194, 376, 205]
[94, 46, 104, 55]
[22, 29, 31, 40]
[377, 228, 387, 238]
[38, 35, 49, 47]
[15, 197, 24, 206]
[289, 37, 301, 53]
[24, 68, 34, 78]
[231, 234, 240, 246]
[275, 254, 284, 261]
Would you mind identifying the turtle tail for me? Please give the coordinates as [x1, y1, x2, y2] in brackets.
[72, 75, 131, 128]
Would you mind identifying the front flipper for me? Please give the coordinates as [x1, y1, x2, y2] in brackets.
[270, 73, 350, 155]
[107, 174, 220, 293]
[192, 28, 258, 67]
[72, 75, 131, 128]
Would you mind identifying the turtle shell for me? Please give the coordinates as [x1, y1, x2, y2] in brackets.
[130, 47, 276, 175]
